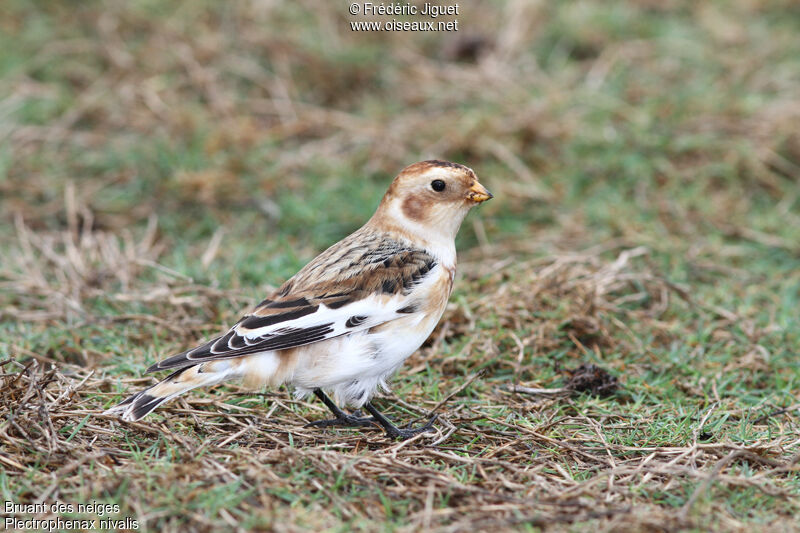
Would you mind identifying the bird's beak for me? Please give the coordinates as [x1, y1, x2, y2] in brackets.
[467, 181, 493, 204]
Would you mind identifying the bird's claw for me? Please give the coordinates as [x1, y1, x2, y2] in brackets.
[384, 414, 438, 440]
[306, 413, 377, 429]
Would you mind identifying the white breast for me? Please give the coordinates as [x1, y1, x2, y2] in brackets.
[287, 264, 451, 407]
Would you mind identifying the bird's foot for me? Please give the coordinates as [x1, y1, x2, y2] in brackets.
[306, 410, 377, 429]
[383, 414, 438, 440]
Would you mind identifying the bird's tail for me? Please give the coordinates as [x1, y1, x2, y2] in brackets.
[105, 364, 233, 421]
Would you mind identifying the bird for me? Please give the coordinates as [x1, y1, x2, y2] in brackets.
[106, 160, 492, 439]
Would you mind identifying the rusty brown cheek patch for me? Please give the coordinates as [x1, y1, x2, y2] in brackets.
[401, 195, 429, 222]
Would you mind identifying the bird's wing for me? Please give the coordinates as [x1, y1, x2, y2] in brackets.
[147, 235, 437, 372]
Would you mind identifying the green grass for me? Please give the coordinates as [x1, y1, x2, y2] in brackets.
[1, 0, 800, 531]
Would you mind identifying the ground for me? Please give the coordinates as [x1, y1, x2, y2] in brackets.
[1, 1, 799, 531]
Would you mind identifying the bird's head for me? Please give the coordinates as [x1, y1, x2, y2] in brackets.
[370, 160, 492, 249]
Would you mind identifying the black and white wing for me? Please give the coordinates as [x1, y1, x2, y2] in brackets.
[146, 236, 437, 373]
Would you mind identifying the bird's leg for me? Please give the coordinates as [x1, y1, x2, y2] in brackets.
[305, 389, 376, 428]
[363, 402, 438, 440]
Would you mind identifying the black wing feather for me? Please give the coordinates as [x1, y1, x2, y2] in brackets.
[147, 324, 336, 372]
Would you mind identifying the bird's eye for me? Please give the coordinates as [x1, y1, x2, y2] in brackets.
[431, 179, 446, 192]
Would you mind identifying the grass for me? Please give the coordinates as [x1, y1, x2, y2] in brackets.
[1, 0, 800, 531]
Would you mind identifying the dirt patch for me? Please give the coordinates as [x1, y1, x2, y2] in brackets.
[562, 363, 619, 397]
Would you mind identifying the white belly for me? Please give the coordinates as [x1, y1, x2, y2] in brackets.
[238, 263, 453, 407]
[284, 310, 439, 407]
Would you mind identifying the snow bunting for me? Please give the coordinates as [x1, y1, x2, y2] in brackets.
[107, 160, 492, 439]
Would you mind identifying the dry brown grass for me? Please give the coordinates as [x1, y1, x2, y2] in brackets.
[2, 225, 798, 531]
[2, 1, 799, 531]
